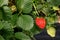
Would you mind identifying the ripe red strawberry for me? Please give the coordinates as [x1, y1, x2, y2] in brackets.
[35, 17, 46, 29]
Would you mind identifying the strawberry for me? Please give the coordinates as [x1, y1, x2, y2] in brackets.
[35, 17, 46, 29]
[47, 27, 56, 37]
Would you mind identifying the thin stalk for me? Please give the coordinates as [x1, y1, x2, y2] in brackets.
[33, 3, 39, 16]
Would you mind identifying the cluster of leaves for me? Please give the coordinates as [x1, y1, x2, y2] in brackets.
[0, 0, 60, 40]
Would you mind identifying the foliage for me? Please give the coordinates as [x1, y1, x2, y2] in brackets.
[0, 0, 60, 40]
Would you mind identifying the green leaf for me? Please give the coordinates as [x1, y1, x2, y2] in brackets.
[2, 30, 14, 40]
[0, 35, 5, 40]
[2, 21, 14, 31]
[17, 15, 34, 30]
[0, 21, 4, 30]
[30, 25, 41, 35]
[28, 26, 40, 37]
[36, 4, 43, 10]
[42, 7, 50, 16]
[0, 0, 8, 7]
[3, 6, 12, 20]
[16, 0, 32, 13]
[47, 0, 60, 6]
[10, 14, 18, 25]
[0, 0, 3, 7]
[3, 6, 12, 14]
[15, 32, 31, 40]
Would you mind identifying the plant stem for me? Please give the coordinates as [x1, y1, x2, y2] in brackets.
[33, 3, 39, 16]
[18, 10, 22, 16]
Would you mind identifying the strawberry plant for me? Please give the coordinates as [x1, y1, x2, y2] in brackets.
[0, 0, 60, 40]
